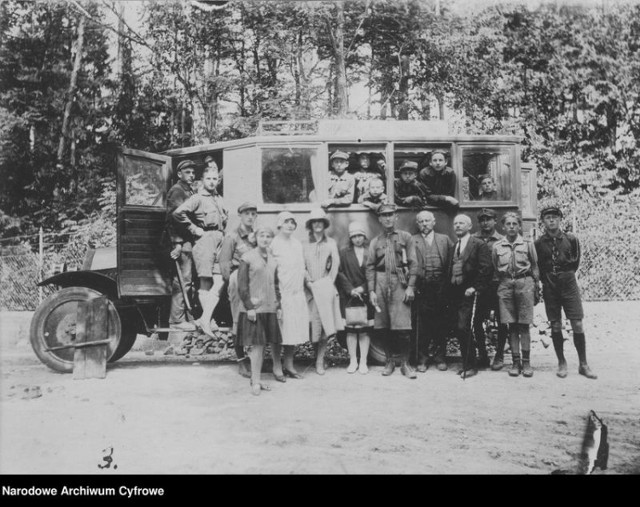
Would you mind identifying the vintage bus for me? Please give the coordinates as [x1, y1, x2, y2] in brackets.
[30, 120, 537, 372]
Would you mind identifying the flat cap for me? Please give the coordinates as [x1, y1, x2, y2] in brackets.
[477, 208, 497, 219]
[540, 205, 563, 218]
[176, 159, 197, 173]
[330, 150, 350, 161]
[399, 160, 418, 172]
[237, 201, 258, 214]
[377, 203, 397, 215]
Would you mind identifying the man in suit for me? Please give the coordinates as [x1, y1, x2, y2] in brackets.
[447, 214, 493, 377]
[408, 211, 454, 372]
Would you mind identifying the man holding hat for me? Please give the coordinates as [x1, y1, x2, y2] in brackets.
[322, 150, 355, 209]
[395, 160, 429, 209]
[218, 201, 258, 378]
[166, 159, 197, 330]
[535, 204, 597, 379]
[365, 204, 417, 378]
[472, 208, 509, 369]
[408, 210, 454, 372]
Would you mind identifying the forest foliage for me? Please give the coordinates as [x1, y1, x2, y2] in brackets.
[1, 0, 639, 246]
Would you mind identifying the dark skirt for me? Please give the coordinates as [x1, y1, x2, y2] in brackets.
[237, 312, 283, 346]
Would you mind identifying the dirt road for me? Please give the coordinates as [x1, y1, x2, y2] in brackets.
[1, 302, 639, 475]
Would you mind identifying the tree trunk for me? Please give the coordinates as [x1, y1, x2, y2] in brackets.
[398, 54, 410, 120]
[330, 2, 348, 117]
[57, 14, 85, 165]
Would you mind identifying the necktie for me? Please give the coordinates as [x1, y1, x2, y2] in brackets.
[456, 240, 462, 258]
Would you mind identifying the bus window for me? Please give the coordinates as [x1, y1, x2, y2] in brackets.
[461, 146, 514, 202]
[261, 147, 317, 204]
[124, 156, 167, 207]
[327, 145, 386, 204]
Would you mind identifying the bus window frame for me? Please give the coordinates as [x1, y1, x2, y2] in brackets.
[455, 142, 519, 207]
[257, 142, 326, 211]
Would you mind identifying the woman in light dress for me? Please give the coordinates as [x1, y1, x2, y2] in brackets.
[270, 211, 309, 379]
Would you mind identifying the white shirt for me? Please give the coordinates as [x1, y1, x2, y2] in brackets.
[421, 230, 434, 247]
[455, 233, 471, 257]
[354, 245, 365, 266]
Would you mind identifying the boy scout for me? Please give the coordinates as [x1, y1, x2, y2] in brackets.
[322, 150, 355, 209]
[394, 161, 429, 208]
[535, 205, 597, 379]
[366, 204, 416, 379]
[173, 165, 228, 338]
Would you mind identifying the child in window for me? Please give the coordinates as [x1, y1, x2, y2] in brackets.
[322, 150, 355, 209]
[358, 177, 388, 213]
[395, 161, 429, 208]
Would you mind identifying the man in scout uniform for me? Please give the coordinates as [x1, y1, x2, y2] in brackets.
[394, 160, 429, 209]
[218, 201, 258, 378]
[535, 204, 597, 379]
[322, 150, 355, 209]
[173, 165, 228, 338]
[166, 159, 197, 330]
[447, 214, 493, 378]
[472, 208, 509, 369]
[408, 210, 454, 372]
[365, 204, 417, 379]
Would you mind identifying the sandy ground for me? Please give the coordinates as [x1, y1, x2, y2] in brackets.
[1, 302, 639, 475]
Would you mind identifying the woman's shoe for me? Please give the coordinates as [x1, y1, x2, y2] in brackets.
[347, 361, 358, 374]
[358, 363, 369, 374]
[273, 373, 287, 383]
[250, 382, 261, 396]
[283, 368, 303, 379]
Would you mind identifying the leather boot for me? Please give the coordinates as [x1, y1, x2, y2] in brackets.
[197, 289, 219, 339]
[521, 350, 533, 378]
[508, 354, 521, 377]
[574, 333, 597, 379]
[491, 326, 508, 370]
[552, 331, 568, 378]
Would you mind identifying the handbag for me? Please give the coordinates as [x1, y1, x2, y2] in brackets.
[345, 296, 368, 327]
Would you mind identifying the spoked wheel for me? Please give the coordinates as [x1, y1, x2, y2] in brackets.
[29, 287, 129, 373]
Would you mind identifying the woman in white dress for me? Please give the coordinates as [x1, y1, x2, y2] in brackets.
[271, 211, 309, 379]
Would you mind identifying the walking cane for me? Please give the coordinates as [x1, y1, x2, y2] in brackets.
[175, 259, 192, 314]
[462, 292, 478, 381]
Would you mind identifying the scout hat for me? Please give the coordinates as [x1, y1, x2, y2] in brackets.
[330, 150, 349, 161]
[305, 208, 330, 230]
[176, 159, 197, 174]
[348, 221, 367, 239]
[540, 204, 563, 219]
[377, 203, 397, 215]
[399, 160, 418, 172]
[237, 201, 258, 214]
[477, 208, 497, 220]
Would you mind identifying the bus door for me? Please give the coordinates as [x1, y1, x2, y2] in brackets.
[116, 148, 173, 298]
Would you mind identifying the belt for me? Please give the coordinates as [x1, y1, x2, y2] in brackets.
[201, 226, 219, 232]
[550, 267, 574, 274]
[502, 271, 531, 280]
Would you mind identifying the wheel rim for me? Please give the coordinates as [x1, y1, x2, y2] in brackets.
[33, 288, 122, 369]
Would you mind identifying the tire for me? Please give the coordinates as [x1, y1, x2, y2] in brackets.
[29, 287, 125, 373]
[368, 333, 386, 365]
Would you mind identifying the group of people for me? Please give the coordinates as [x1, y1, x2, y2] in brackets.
[165, 155, 597, 396]
[323, 150, 461, 212]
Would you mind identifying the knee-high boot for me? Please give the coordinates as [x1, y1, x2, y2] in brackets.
[381, 332, 395, 376]
[398, 331, 416, 379]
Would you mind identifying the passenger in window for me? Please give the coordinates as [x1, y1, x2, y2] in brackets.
[205, 155, 223, 196]
[375, 154, 387, 175]
[173, 165, 228, 339]
[479, 175, 498, 201]
[353, 153, 385, 203]
[418, 150, 459, 209]
[322, 150, 355, 209]
[395, 161, 429, 209]
[302, 209, 343, 376]
[358, 176, 388, 213]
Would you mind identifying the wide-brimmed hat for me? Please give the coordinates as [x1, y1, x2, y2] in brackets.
[348, 222, 367, 239]
[305, 208, 330, 230]
[276, 211, 297, 229]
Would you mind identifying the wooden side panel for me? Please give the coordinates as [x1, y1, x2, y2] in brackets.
[73, 296, 108, 380]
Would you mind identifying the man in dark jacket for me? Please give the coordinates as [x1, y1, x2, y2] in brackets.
[418, 150, 459, 210]
[166, 159, 196, 329]
[409, 211, 454, 372]
[535, 204, 596, 379]
[447, 213, 493, 377]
